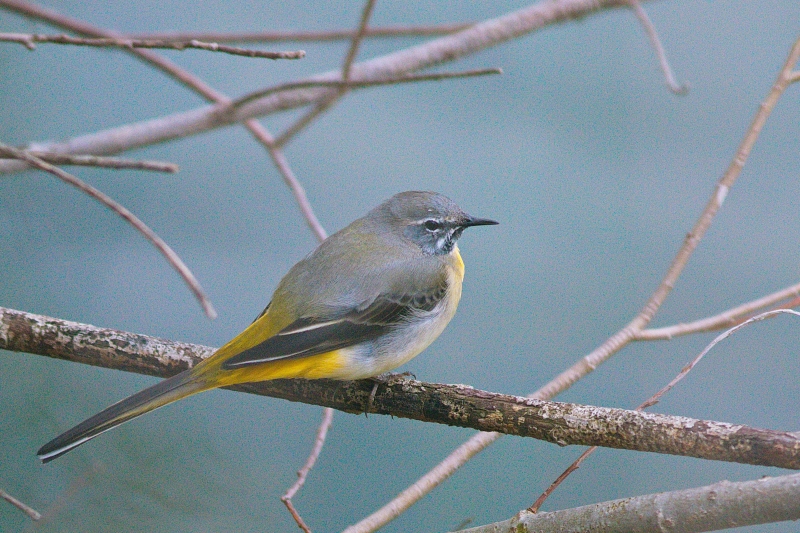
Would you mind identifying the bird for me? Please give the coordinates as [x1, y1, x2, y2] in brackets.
[38, 191, 497, 463]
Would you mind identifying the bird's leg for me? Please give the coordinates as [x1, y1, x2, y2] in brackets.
[363, 372, 417, 416]
[366, 380, 379, 418]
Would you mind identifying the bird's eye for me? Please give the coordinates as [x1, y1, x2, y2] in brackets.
[423, 219, 441, 231]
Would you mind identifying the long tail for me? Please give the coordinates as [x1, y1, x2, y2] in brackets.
[37, 371, 209, 463]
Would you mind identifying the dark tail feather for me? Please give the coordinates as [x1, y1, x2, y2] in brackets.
[38, 371, 207, 463]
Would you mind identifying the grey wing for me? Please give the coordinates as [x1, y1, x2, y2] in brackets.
[221, 279, 448, 370]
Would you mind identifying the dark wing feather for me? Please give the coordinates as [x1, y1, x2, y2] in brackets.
[222, 279, 448, 370]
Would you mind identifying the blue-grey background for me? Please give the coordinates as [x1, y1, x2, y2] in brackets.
[2, 1, 799, 531]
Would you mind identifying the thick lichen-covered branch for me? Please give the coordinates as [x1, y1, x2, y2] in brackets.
[2, 306, 799, 470]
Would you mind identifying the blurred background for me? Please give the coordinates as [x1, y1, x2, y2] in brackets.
[1, 1, 799, 531]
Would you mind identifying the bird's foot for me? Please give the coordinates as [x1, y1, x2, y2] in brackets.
[363, 372, 417, 417]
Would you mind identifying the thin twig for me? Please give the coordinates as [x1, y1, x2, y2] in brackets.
[1, 151, 179, 172]
[0, 0, 328, 306]
[232, 69, 502, 111]
[0, 0, 327, 251]
[125, 24, 474, 43]
[0, 0, 237, 102]
[271, 70, 501, 147]
[342, 0, 377, 81]
[0, 488, 41, 521]
[627, 0, 687, 94]
[637, 280, 800, 340]
[530, 309, 800, 513]
[281, 407, 335, 533]
[528, 447, 594, 513]
[642, 309, 800, 409]
[35, 462, 103, 525]
[283, 408, 335, 501]
[282, 499, 313, 533]
[274, 0, 377, 149]
[533, 35, 800, 404]
[343, 35, 800, 533]
[0, 0, 654, 174]
[277, 6, 376, 529]
[244, 122, 329, 241]
[0, 32, 305, 59]
[0, 143, 216, 319]
[0, 11, 334, 521]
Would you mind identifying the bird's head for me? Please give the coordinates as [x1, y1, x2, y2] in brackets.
[371, 191, 498, 256]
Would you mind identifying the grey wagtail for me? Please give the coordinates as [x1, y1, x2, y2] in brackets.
[38, 191, 497, 462]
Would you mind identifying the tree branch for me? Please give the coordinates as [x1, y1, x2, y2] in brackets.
[459, 472, 800, 533]
[2, 306, 799, 469]
[637, 280, 800, 339]
[0, 488, 41, 521]
[0, 151, 178, 172]
[124, 24, 474, 43]
[0, 144, 216, 319]
[0, 0, 638, 175]
[0, 32, 305, 58]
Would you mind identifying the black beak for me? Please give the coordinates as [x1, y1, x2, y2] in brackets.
[461, 216, 499, 228]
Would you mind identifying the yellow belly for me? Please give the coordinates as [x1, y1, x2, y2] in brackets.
[203, 349, 350, 388]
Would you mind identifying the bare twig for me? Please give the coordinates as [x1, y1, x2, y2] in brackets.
[125, 24, 474, 43]
[528, 446, 595, 513]
[637, 280, 800, 339]
[277, 6, 377, 529]
[232, 69, 502, 111]
[1, 151, 179, 172]
[0, 144, 216, 319]
[463, 473, 800, 533]
[35, 462, 103, 525]
[342, 0, 377, 80]
[344, 34, 800, 533]
[245, 123, 329, 241]
[530, 309, 800, 512]
[0, 0, 650, 175]
[281, 407, 335, 533]
[0, 32, 305, 59]
[0, 488, 41, 521]
[0, 0, 234, 101]
[643, 309, 800, 409]
[282, 499, 313, 533]
[532, 34, 800, 409]
[627, 0, 687, 94]
[0, 0, 328, 249]
[0, 10, 333, 519]
[274, 0, 377, 149]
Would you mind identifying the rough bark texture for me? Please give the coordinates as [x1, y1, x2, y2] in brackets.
[461, 473, 800, 533]
[3, 306, 800, 469]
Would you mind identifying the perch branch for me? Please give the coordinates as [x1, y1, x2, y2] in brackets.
[2, 306, 800, 470]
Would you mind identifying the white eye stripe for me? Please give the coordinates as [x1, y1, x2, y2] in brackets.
[422, 218, 443, 231]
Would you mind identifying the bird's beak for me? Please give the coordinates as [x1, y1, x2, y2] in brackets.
[461, 216, 499, 228]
